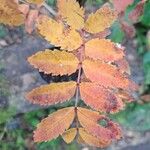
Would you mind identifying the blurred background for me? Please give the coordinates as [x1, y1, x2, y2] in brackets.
[0, 0, 150, 149]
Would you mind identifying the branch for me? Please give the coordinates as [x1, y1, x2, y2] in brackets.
[18, 0, 28, 4]
[43, 2, 57, 17]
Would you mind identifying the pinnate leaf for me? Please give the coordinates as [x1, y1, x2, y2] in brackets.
[38, 16, 82, 51]
[57, 0, 85, 30]
[25, 1, 137, 147]
[28, 49, 79, 75]
[26, 81, 76, 105]
[80, 82, 124, 113]
[77, 107, 122, 141]
[83, 59, 135, 90]
[62, 128, 77, 143]
[34, 107, 75, 142]
[78, 128, 110, 148]
[84, 5, 117, 34]
[85, 39, 124, 62]
[0, 0, 24, 26]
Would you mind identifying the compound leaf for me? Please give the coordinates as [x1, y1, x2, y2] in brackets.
[85, 39, 124, 62]
[80, 82, 124, 113]
[24, 1, 138, 147]
[57, 0, 85, 30]
[26, 81, 76, 105]
[62, 128, 77, 144]
[34, 107, 75, 142]
[28, 49, 79, 75]
[84, 5, 117, 34]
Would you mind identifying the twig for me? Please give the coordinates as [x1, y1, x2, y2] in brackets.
[18, 0, 28, 4]
[43, 2, 57, 17]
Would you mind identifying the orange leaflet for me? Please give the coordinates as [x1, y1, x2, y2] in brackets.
[62, 128, 77, 144]
[85, 39, 124, 62]
[77, 107, 122, 141]
[84, 4, 117, 34]
[80, 82, 124, 113]
[82, 59, 137, 90]
[57, 0, 85, 30]
[26, 81, 76, 105]
[27, 49, 79, 75]
[37, 16, 82, 51]
[34, 107, 75, 142]
[78, 128, 111, 148]
[0, 0, 24, 26]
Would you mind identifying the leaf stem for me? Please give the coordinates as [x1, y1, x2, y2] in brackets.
[75, 51, 83, 131]
[75, 66, 82, 107]
[75, 44, 84, 107]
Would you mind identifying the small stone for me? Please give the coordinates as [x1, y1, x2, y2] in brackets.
[0, 39, 8, 47]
